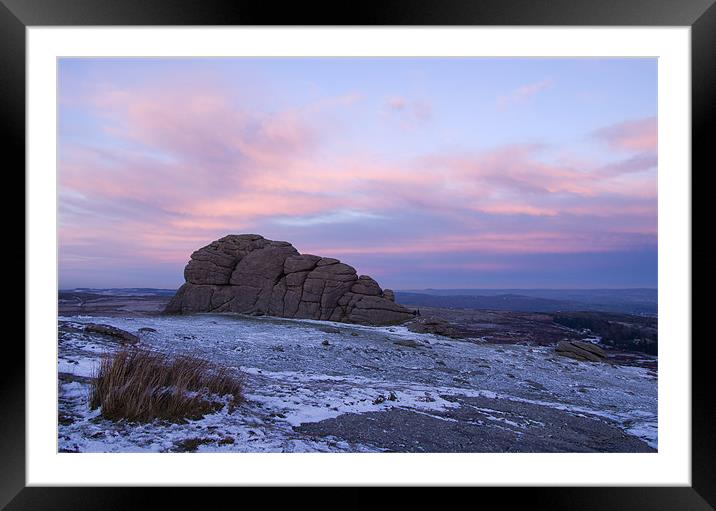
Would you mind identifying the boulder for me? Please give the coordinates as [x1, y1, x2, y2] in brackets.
[351, 275, 382, 296]
[406, 317, 466, 339]
[164, 234, 414, 326]
[284, 254, 321, 274]
[184, 234, 269, 285]
[393, 339, 423, 348]
[84, 323, 139, 344]
[555, 340, 607, 362]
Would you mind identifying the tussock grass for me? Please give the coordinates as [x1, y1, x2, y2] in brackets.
[89, 348, 243, 422]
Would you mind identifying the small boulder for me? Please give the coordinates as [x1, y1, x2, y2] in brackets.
[319, 326, 341, 334]
[406, 317, 465, 339]
[351, 275, 382, 296]
[84, 324, 139, 344]
[284, 254, 321, 274]
[393, 339, 422, 348]
[316, 257, 340, 267]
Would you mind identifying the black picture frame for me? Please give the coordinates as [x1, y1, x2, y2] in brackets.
[4, 0, 711, 508]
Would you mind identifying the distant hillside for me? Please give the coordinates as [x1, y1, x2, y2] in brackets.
[552, 311, 658, 355]
[395, 289, 657, 315]
[61, 288, 178, 297]
[57, 288, 657, 315]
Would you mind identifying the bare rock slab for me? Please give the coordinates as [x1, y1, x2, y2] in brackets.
[556, 340, 607, 362]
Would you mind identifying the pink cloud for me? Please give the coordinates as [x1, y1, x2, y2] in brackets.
[387, 97, 406, 111]
[475, 203, 559, 217]
[497, 79, 553, 109]
[596, 152, 657, 177]
[417, 143, 653, 205]
[59, 77, 656, 274]
[94, 86, 320, 169]
[593, 116, 657, 152]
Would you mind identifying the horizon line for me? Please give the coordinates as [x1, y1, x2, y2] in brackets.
[60, 286, 658, 292]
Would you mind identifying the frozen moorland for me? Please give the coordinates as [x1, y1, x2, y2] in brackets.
[58, 312, 657, 453]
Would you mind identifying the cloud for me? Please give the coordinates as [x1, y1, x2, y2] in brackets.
[417, 141, 656, 205]
[58, 71, 656, 285]
[497, 79, 554, 110]
[387, 97, 406, 111]
[309, 229, 656, 257]
[273, 210, 386, 227]
[596, 151, 657, 177]
[593, 116, 657, 152]
[92, 86, 320, 168]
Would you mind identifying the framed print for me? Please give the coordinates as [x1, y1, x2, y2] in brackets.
[5, 0, 713, 508]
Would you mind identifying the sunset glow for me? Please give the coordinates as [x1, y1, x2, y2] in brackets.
[58, 58, 657, 289]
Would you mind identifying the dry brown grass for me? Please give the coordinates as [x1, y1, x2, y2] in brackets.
[89, 348, 243, 422]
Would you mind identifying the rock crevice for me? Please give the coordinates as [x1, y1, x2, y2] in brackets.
[164, 234, 413, 325]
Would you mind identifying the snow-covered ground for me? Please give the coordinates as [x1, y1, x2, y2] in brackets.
[58, 313, 657, 452]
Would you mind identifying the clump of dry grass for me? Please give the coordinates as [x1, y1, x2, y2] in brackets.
[89, 348, 243, 422]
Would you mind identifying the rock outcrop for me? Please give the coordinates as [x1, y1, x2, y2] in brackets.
[555, 340, 607, 362]
[164, 234, 413, 326]
[84, 323, 139, 344]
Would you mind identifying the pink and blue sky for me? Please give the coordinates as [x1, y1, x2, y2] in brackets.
[58, 58, 657, 289]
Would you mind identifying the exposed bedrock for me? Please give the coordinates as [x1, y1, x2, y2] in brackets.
[164, 234, 413, 326]
[555, 340, 607, 362]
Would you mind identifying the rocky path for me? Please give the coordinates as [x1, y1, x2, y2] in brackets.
[297, 395, 653, 453]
